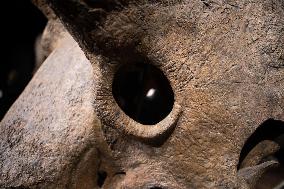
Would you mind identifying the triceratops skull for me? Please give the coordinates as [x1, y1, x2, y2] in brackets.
[1, 0, 284, 188]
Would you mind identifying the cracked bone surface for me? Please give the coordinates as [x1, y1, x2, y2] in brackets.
[1, 0, 284, 188]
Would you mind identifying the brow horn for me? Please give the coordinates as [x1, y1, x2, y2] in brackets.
[37, 0, 125, 53]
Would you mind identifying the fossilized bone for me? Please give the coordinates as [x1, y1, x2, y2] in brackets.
[1, 0, 284, 188]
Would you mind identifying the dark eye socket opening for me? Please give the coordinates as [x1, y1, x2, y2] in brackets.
[238, 119, 284, 189]
[112, 61, 174, 125]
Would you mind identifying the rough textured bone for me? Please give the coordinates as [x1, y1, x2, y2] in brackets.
[0, 34, 103, 188]
[239, 140, 280, 169]
[1, 0, 284, 188]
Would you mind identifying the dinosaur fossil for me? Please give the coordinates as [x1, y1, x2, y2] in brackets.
[1, 0, 284, 188]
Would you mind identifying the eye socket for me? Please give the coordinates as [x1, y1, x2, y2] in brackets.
[112, 62, 174, 125]
[238, 119, 284, 189]
[238, 119, 284, 169]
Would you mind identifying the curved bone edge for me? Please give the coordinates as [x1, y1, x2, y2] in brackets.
[239, 140, 280, 169]
[0, 35, 99, 188]
[237, 160, 279, 188]
[274, 181, 284, 189]
[32, 0, 56, 20]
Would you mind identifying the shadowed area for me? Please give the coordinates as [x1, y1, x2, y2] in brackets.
[112, 62, 174, 125]
[0, 0, 47, 119]
[238, 119, 284, 188]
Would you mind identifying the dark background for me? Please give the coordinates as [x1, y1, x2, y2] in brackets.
[0, 0, 47, 119]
